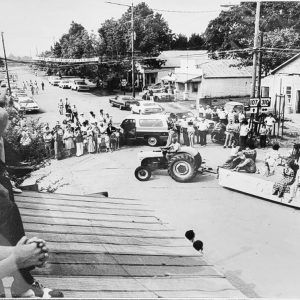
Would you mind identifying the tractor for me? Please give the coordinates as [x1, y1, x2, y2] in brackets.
[134, 146, 202, 183]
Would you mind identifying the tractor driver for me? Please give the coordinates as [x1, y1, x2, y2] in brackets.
[162, 136, 181, 160]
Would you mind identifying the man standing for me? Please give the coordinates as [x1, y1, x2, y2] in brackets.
[41, 81, 45, 91]
[198, 118, 209, 146]
[264, 113, 276, 136]
[224, 119, 236, 148]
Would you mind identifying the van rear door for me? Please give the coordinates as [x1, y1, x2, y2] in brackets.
[121, 119, 136, 140]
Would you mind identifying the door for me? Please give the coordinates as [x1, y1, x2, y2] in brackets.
[121, 119, 136, 140]
[297, 91, 300, 113]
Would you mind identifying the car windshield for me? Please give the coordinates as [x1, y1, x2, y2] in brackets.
[76, 81, 86, 85]
[139, 119, 164, 127]
[143, 103, 157, 107]
[20, 99, 34, 104]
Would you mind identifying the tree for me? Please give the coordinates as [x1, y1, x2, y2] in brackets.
[98, 2, 173, 56]
[171, 34, 188, 50]
[204, 2, 300, 73]
[188, 33, 205, 50]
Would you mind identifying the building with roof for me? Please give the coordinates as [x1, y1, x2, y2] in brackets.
[261, 53, 300, 113]
[173, 58, 252, 104]
[136, 50, 208, 87]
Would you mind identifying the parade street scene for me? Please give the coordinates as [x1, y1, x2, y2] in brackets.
[1, 0, 300, 298]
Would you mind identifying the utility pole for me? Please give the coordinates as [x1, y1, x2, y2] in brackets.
[1, 32, 11, 95]
[256, 31, 263, 99]
[131, 2, 135, 98]
[105, 1, 136, 98]
[251, 0, 261, 98]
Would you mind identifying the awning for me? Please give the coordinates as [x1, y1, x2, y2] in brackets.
[174, 74, 202, 83]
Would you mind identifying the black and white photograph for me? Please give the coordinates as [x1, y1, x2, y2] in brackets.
[1, 0, 300, 298]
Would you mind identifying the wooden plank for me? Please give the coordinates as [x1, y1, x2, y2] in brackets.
[32, 276, 243, 297]
[21, 191, 140, 202]
[154, 290, 244, 298]
[17, 193, 143, 206]
[19, 208, 163, 224]
[22, 215, 170, 231]
[32, 263, 220, 277]
[63, 291, 158, 298]
[45, 241, 196, 256]
[16, 196, 153, 212]
[48, 253, 209, 266]
[17, 201, 154, 217]
[26, 232, 186, 247]
[23, 223, 179, 239]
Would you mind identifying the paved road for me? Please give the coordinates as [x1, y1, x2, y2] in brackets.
[14, 67, 191, 127]
[13, 67, 300, 298]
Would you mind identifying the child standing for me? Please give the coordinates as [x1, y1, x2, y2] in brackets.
[259, 124, 267, 148]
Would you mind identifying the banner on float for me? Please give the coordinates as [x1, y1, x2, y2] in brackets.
[33, 57, 99, 63]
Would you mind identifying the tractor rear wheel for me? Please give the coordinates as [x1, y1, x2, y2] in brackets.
[168, 154, 197, 183]
[134, 166, 151, 181]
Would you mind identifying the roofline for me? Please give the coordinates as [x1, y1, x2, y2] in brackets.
[270, 53, 300, 74]
[204, 75, 252, 79]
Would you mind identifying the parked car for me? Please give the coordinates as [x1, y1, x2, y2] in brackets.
[224, 101, 244, 114]
[58, 79, 71, 89]
[14, 97, 39, 113]
[109, 95, 139, 110]
[85, 79, 97, 89]
[120, 114, 169, 146]
[48, 76, 61, 86]
[131, 101, 164, 115]
[0, 81, 7, 88]
[70, 80, 90, 92]
[153, 92, 175, 102]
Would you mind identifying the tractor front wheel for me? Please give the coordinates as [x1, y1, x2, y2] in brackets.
[134, 166, 151, 181]
[168, 154, 197, 183]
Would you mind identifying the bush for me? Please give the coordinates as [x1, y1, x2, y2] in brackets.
[4, 108, 49, 166]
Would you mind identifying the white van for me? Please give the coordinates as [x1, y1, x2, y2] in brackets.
[120, 114, 169, 146]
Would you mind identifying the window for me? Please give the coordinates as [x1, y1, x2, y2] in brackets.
[286, 86, 292, 104]
[261, 86, 269, 97]
[192, 82, 198, 93]
[178, 83, 185, 91]
[139, 119, 164, 127]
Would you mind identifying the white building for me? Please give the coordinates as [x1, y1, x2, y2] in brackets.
[136, 50, 208, 87]
[174, 59, 252, 104]
[261, 53, 300, 113]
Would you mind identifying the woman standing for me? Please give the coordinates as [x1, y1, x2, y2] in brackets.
[87, 126, 95, 153]
[74, 128, 84, 157]
[54, 124, 64, 160]
[63, 127, 75, 157]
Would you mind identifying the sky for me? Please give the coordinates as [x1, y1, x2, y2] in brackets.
[0, 0, 237, 57]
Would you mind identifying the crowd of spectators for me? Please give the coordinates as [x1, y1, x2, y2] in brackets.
[42, 98, 121, 160]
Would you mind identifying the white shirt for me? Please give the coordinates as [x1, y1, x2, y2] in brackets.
[198, 121, 209, 131]
[218, 111, 227, 119]
[265, 116, 276, 126]
[239, 124, 249, 136]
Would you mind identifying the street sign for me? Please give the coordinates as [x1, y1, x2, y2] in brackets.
[249, 98, 259, 107]
[249, 97, 271, 107]
[260, 97, 271, 107]
[249, 107, 258, 113]
[121, 79, 127, 87]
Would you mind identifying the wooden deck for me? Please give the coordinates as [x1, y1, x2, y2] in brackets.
[8, 191, 244, 298]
